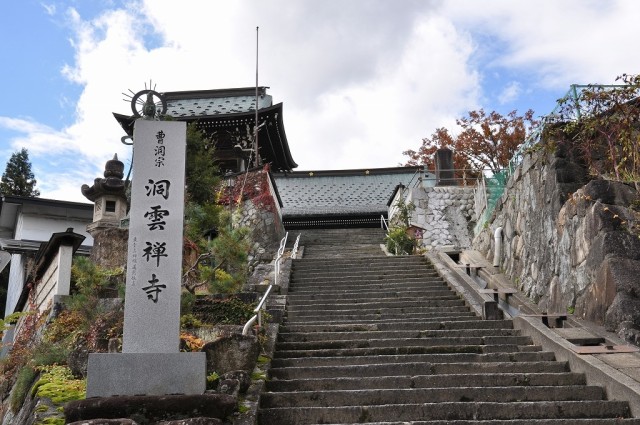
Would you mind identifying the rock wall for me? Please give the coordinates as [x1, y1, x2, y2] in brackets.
[229, 166, 286, 270]
[399, 185, 476, 249]
[473, 145, 640, 342]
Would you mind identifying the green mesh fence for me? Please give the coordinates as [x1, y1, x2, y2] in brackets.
[474, 170, 507, 235]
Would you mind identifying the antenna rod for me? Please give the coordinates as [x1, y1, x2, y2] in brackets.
[254, 26, 261, 167]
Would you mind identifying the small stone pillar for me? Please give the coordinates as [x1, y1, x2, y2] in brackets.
[435, 148, 456, 186]
[82, 154, 128, 236]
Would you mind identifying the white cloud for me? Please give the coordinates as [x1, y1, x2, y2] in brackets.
[5, 0, 640, 201]
[498, 81, 521, 105]
[4, 1, 481, 201]
[41, 3, 56, 16]
[286, 15, 480, 169]
[439, 0, 640, 89]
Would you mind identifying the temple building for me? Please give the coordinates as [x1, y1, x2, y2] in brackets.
[272, 167, 429, 229]
[113, 87, 297, 173]
[112, 86, 435, 230]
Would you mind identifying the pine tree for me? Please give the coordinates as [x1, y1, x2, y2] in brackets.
[0, 148, 40, 197]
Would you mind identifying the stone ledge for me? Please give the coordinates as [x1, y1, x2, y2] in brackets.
[65, 394, 235, 424]
[87, 352, 206, 398]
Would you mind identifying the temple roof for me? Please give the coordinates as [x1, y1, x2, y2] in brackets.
[113, 87, 297, 172]
[272, 166, 429, 218]
[163, 87, 272, 117]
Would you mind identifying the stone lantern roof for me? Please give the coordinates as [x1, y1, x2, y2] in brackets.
[81, 154, 127, 202]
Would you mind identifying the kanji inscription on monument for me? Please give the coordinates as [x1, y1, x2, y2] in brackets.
[86, 115, 205, 398]
[123, 119, 186, 353]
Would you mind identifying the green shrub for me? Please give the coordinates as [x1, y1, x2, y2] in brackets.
[192, 297, 256, 325]
[385, 228, 414, 255]
[180, 314, 204, 329]
[31, 341, 69, 367]
[206, 372, 220, 390]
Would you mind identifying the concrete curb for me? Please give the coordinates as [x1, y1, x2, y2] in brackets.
[426, 250, 497, 319]
[514, 314, 640, 417]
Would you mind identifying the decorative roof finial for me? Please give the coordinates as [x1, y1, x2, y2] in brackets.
[122, 80, 167, 120]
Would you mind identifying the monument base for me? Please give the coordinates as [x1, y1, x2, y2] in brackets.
[87, 352, 206, 398]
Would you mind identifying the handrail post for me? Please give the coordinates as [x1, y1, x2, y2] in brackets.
[242, 231, 292, 336]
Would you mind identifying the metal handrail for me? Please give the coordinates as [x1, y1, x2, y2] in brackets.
[380, 214, 390, 232]
[242, 232, 289, 335]
[291, 233, 301, 259]
[381, 215, 401, 255]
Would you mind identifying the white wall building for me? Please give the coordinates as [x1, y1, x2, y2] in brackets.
[0, 195, 93, 318]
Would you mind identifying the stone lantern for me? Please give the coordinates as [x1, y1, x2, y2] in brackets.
[81, 154, 128, 236]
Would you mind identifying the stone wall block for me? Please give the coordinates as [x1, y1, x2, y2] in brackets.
[202, 334, 260, 375]
[578, 257, 640, 325]
[583, 179, 639, 206]
[602, 258, 640, 297]
[572, 221, 588, 266]
[586, 231, 640, 267]
[585, 202, 632, 241]
[605, 292, 640, 331]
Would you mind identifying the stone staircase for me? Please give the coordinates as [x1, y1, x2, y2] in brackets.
[292, 228, 386, 258]
[258, 229, 640, 424]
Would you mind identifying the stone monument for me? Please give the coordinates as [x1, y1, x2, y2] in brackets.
[86, 89, 206, 397]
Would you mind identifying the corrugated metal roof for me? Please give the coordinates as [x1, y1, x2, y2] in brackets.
[273, 168, 429, 217]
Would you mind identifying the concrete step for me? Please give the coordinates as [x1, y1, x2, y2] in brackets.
[280, 319, 513, 333]
[273, 344, 541, 359]
[282, 311, 479, 325]
[258, 401, 633, 424]
[273, 336, 534, 352]
[265, 372, 588, 392]
[260, 385, 606, 408]
[277, 328, 522, 343]
[295, 240, 385, 247]
[289, 283, 450, 294]
[291, 270, 442, 285]
[288, 279, 448, 291]
[271, 351, 556, 368]
[292, 264, 436, 272]
[285, 302, 468, 319]
[268, 361, 568, 380]
[295, 232, 385, 243]
[292, 255, 424, 268]
[284, 307, 475, 322]
[286, 298, 463, 313]
[291, 263, 435, 274]
[259, 400, 629, 425]
[290, 270, 440, 281]
[316, 421, 640, 425]
[301, 246, 385, 256]
[286, 288, 454, 301]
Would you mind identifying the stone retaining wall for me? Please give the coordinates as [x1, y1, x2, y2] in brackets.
[230, 167, 285, 271]
[473, 145, 640, 343]
[395, 185, 476, 250]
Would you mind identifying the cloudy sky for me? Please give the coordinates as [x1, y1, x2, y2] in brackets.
[1, 0, 639, 202]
